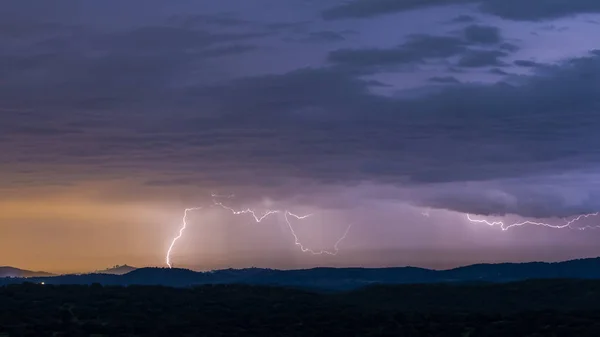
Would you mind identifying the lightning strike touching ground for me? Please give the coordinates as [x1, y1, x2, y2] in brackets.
[466, 212, 600, 231]
[166, 207, 202, 268]
[165, 197, 352, 268]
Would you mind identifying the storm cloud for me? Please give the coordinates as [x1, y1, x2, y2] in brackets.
[4, 48, 600, 217]
[3, 0, 600, 271]
[323, 0, 600, 21]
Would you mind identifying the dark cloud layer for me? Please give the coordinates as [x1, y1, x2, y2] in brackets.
[327, 35, 468, 69]
[457, 49, 507, 67]
[463, 25, 501, 44]
[429, 76, 461, 83]
[514, 59, 541, 67]
[4, 49, 600, 217]
[0, 20, 264, 112]
[451, 15, 477, 23]
[300, 31, 347, 43]
[2, 0, 600, 221]
[327, 27, 511, 72]
[323, 0, 473, 20]
[4, 0, 600, 272]
[420, 184, 600, 219]
[323, 0, 600, 21]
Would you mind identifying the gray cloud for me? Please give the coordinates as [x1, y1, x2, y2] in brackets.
[180, 53, 600, 217]
[328, 28, 511, 72]
[323, 0, 474, 20]
[457, 49, 507, 67]
[297, 31, 347, 43]
[451, 14, 477, 23]
[417, 179, 600, 218]
[169, 14, 255, 29]
[514, 59, 541, 67]
[96, 26, 262, 52]
[429, 76, 461, 83]
[499, 42, 520, 52]
[0, 19, 265, 111]
[323, 0, 600, 21]
[481, 0, 600, 21]
[199, 44, 259, 57]
[490, 67, 510, 75]
[327, 35, 468, 69]
[463, 24, 501, 44]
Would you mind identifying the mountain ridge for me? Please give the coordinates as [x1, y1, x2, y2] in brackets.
[0, 266, 55, 278]
[4, 257, 600, 290]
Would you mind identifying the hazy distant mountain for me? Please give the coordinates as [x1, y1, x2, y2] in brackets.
[95, 265, 137, 275]
[0, 266, 55, 278]
[5, 257, 600, 290]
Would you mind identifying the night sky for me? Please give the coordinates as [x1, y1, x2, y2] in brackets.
[2, 0, 600, 273]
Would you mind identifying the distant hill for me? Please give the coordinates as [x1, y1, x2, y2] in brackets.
[0, 266, 55, 278]
[95, 265, 137, 275]
[5, 257, 600, 290]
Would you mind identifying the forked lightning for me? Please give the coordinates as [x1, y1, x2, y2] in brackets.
[165, 197, 352, 268]
[466, 212, 600, 231]
[167, 198, 599, 268]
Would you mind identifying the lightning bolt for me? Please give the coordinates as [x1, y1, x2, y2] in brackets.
[210, 192, 235, 199]
[466, 212, 600, 231]
[166, 207, 202, 268]
[212, 201, 281, 222]
[284, 211, 352, 255]
[165, 196, 352, 268]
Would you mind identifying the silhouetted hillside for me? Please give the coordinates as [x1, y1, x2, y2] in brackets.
[95, 264, 137, 275]
[0, 266, 54, 278]
[444, 258, 600, 281]
[5, 257, 600, 290]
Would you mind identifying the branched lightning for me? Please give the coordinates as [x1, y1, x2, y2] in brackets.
[212, 201, 281, 222]
[167, 196, 599, 268]
[466, 212, 600, 231]
[284, 211, 352, 255]
[165, 195, 352, 268]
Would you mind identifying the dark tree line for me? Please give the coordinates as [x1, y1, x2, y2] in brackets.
[3, 280, 600, 336]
